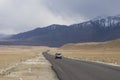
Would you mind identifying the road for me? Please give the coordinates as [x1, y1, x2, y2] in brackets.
[43, 53, 120, 80]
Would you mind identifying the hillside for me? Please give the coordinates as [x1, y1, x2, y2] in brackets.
[60, 39, 120, 50]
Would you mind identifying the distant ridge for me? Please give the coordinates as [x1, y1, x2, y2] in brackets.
[0, 34, 11, 40]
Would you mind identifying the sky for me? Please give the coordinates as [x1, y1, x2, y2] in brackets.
[0, 0, 120, 34]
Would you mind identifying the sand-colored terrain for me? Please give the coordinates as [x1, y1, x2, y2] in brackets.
[0, 46, 58, 80]
[50, 39, 120, 65]
[0, 39, 120, 79]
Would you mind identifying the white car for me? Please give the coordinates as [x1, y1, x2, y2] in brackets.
[55, 53, 62, 59]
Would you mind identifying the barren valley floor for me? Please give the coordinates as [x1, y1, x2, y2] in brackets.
[0, 46, 58, 80]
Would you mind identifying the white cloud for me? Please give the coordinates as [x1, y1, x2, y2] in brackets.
[0, 0, 120, 34]
[0, 0, 85, 34]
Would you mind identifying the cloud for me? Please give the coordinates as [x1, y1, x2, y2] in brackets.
[44, 0, 120, 18]
[0, 0, 120, 34]
[0, 0, 81, 34]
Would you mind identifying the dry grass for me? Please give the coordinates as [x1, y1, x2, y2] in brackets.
[0, 46, 58, 80]
[0, 46, 49, 69]
[55, 49, 120, 65]
[50, 39, 120, 65]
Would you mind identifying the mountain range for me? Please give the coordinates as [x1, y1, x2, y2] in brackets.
[1, 15, 120, 47]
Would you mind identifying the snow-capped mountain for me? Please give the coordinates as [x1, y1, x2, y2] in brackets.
[72, 15, 120, 28]
[91, 15, 120, 27]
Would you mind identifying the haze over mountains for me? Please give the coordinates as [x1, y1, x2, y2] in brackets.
[1, 15, 120, 47]
[0, 34, 11, 40]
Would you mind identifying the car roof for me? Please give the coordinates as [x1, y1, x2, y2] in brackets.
[56, 53, 61, 55]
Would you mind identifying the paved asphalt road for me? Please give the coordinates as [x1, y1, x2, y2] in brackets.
[43, 53, 120, 80]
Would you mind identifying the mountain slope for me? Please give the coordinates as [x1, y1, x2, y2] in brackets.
[60, 39, 120, 50]
[6, 15, 120, 47]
